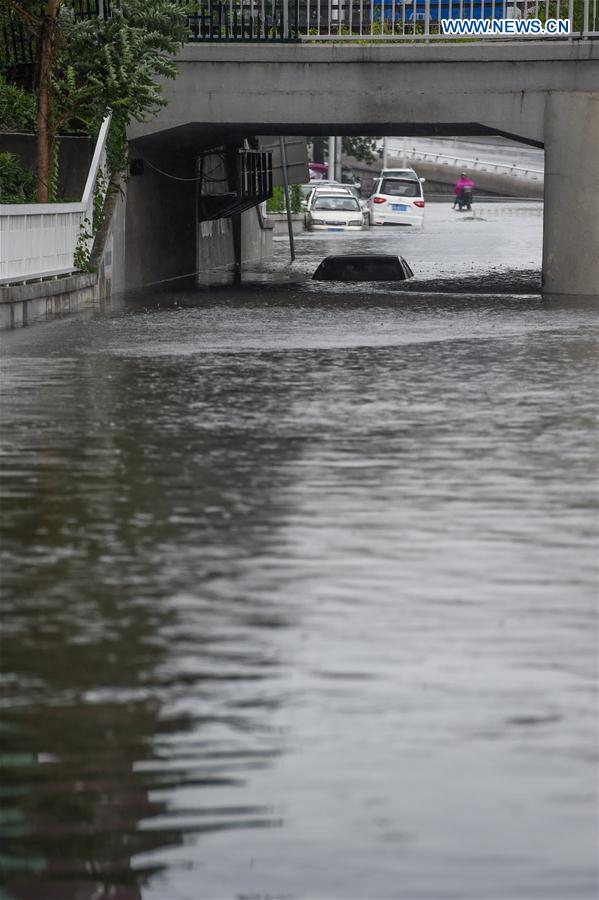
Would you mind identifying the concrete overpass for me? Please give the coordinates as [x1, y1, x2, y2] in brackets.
[128, 41, 599, 297]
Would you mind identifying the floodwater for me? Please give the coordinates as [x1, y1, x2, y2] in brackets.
[0, 203, 597, 900]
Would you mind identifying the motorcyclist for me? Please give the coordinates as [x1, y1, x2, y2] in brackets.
[453, 172, 475, 209]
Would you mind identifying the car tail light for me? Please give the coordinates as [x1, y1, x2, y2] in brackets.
[414, 200, 425, 208]
[372, 196, 386, 204]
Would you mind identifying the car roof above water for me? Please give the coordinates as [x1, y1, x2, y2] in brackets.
[313, 254, 414, 282]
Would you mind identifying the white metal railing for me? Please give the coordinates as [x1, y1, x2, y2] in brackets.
[294, 0, 599, 39]
[0, 114, 112, 284]
[401, 147, 544, 178]
[187, 0, 599, 41]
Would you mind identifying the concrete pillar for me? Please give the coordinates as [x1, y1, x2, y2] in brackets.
[542, 92, 599, 298]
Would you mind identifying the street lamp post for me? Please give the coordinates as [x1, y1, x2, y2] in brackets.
[328, 136, 336, 180]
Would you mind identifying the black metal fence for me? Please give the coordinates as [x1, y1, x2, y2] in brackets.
[1, 20, 36, 68]
[70, 0, 115, 18]
[0, 1, 115, 72]
[0, 0, 302, 62]
[186, 0, 422, 39]
[188, 0, 301, 39]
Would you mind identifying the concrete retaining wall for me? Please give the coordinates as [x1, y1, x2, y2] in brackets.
[125, 148, 273, 290]
[197, 206, 273, 284]
[0, 271, 106, 329]
[125, 153, 197, 291]
[243, 206, 274, 264]
[349, 155, 543, 199]
[266, 213, 305, 235]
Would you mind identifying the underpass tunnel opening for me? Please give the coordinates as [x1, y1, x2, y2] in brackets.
[123, 106, 598, 298]
[126, 125, 541, 292]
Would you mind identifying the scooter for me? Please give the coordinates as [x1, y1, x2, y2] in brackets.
[456, 187, 473, 211]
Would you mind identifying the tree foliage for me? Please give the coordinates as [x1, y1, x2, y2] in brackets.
[341, 136, 380, 164]
[266, 183, 302, 214]
[307, 136, 381, 167]
[0, 150, 36, 201]
[0, 0, 191, 199]
[0, 74, 36, 131]
[53, 2, 189, 133]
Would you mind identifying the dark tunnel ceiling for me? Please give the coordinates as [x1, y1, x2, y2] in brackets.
[129, 122, 543, 164]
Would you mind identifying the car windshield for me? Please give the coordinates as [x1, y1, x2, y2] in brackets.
[380, 178, 420, 197]
[313, 197, 360, 211]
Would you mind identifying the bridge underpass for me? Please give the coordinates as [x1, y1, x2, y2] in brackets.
[127, 41, 599, 297]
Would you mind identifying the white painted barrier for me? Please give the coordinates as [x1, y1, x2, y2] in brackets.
[403, 147, 544, 180]
[0, 114, 111, 284]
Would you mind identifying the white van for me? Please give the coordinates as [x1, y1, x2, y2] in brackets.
[368, 172, 425, 227]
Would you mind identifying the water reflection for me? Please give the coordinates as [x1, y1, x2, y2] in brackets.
[0, 348, 302, 898]
[1, 252, 598, 898]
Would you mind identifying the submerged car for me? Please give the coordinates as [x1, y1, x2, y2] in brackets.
[368, 174, 425, 227]
[305, 193, 365, 232]
[313, 254, 414, 281]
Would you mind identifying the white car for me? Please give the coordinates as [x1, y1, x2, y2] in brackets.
[305, 193, 365, 232]
[308, 184, 369, 222]
[368, 174, 425, 227]
[306, 182, 355, 206]
[300, 181, 352, 211]
[300, 183, 315, 210]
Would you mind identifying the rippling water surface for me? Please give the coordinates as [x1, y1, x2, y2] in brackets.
[1, 208, 597, 899]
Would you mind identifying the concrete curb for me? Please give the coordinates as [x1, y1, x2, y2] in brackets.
[0, 271, 97, 305]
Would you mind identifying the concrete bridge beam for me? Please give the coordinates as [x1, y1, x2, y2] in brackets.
[543, 92, 599, 298]
[128, 42, 599, 150]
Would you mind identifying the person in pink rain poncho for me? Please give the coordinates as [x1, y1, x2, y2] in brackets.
[453, 172, 475, 209]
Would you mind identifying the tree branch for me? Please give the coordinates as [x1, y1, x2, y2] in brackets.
[2, 0, 39, 27]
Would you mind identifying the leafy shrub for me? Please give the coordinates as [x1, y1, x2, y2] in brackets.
[266, 183, 303, 213]
[0, 152, 36, 202]
[0, 75, 36, 132]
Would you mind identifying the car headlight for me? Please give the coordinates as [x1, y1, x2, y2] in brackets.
[349, 219, 362, 226]
[311, 219, 325, 225]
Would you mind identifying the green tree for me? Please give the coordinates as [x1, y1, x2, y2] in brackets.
[0, 150, 36, 201]
[0, 0, 190, 201]
[0, 74, 36, 131]
[341, 136, 380, 164]
[54, 3, 189, 136]
[307, 136, 381, 171]
[2, 0, 63, 200]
